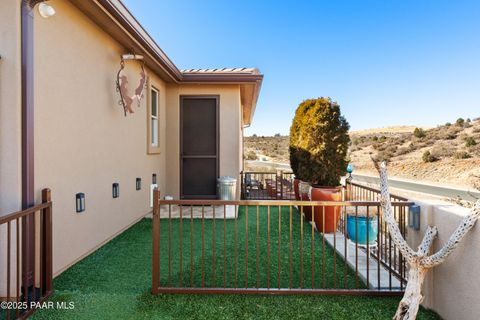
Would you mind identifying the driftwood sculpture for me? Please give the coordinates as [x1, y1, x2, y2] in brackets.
[116, 54, 147, 116]
[375, 161, 480, 320]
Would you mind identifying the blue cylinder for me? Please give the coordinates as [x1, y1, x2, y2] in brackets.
[347, 215, 378, 245]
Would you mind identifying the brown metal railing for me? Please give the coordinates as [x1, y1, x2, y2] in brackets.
[344, 180, 409, 286]
[345, 181, 409, 202]
[152, 189, 412, 296]
[241, 171, 295, 200]
[0, 189, 53, 320]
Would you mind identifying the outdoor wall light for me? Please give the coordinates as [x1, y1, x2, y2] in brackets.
[38, 3, 56, 18]
[136, 178, 142, 190]
[76, 193, 85, 213]
[112, 183, 120, 198]
[152, 174, 157, 184]
[409, 205, 421, 230]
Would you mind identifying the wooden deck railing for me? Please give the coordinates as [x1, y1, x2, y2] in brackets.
[240, 171, 295, 200]
[152, 189, 412, 296]
[0, 189, 53, 320]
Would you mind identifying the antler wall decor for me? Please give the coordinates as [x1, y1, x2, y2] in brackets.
[374, 160, 480, 320]
[115, 53, 147, 116]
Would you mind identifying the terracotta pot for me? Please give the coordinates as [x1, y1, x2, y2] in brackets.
[298, 181, 312, 221]
[293, 178, 301, 200]
[310, 186, 342, 233]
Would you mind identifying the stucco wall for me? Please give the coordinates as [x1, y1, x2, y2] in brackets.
[33, 0, 166, 275]
[165, 84, 242, 199]
[1, 0, 245, 295]
[407, 199, 480, 320]
[0, 0, 22, 298]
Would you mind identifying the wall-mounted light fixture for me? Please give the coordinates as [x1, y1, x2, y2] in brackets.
[136, 178, 142, 190]
[152, 174, 157, 184]
[112, 183, 120, 198]
[38, 3, 56, 18]
[409, 205, 421, 230]
[76, 193, 85, 213]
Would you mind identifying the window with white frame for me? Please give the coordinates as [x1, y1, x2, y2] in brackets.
[149, 87, 159, 151]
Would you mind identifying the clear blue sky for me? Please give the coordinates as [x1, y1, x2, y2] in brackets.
[123, 0, 480, 136]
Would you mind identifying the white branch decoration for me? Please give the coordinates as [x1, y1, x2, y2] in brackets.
[375, 161, 480, 320]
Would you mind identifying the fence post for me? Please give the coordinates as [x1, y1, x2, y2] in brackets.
[280, 171, 284, 200]
[152, 188, 160, 294]
[41, 188, 52, 294]
[344, 177, 353, 201]
[240, 172, 244, 199]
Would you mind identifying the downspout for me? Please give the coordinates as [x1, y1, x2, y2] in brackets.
[242, 124, 250, 173]
[22, 0, 36, 209]
[21, 0, 44, 289]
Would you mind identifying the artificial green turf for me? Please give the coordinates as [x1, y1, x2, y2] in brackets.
[31, 207, 441, 320]
[156, 205, 361, 289]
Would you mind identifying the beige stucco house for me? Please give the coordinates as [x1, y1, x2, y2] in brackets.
[0, 0, 262, 284]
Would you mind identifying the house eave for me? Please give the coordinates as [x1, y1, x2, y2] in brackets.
[69, 0, 183, 83]
[181, 73, 263, 126]
[68, 0, 263, 124]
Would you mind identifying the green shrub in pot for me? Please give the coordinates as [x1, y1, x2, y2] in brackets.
[289, 97, 350, 232]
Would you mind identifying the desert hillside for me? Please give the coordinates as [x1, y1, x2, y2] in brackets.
[244, 118, 480, 190]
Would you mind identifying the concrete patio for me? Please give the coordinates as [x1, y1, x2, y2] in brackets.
[158, 204, 238, 219]
[324, 232, 402, 290]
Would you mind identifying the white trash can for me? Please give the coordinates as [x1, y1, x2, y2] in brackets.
[218, 176, 237, 200]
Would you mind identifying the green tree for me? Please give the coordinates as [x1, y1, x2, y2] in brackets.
[289, 97, 350, 186]
[465, 137, 477, 147]
[244, 150, 258, 160]
[422, 151, 438, 163]
[413, 127, 426, 138]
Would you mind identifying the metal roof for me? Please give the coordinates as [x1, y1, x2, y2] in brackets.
[181, 68, 261, 75]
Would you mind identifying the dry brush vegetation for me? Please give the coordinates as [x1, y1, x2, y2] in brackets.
[349, 117, 480, 188]
[245, 118, 480, 189]
[244, 134, 290, 162]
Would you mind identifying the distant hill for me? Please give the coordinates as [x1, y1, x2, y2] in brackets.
[351, 126, 426, 135]
[244, 118, 480, 189]
[244, 135, 290, 163]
